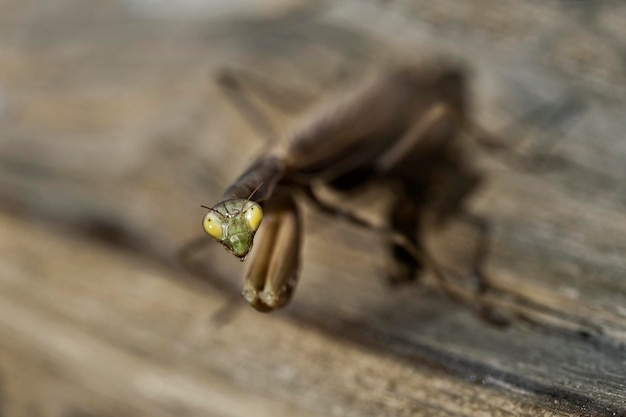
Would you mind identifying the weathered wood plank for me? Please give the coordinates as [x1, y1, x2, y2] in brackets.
[0, 211, 583, 417]
[0, 0, 624, 415]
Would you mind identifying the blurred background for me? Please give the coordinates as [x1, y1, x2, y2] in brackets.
[0, 1, 625, 416]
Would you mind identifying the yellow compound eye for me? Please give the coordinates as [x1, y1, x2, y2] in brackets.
[244, 203, 263, 231]
[203, 212, 224, 240]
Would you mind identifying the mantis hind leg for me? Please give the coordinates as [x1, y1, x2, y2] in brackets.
[455, 210, 491, 294]
[386, 194, 423, 286]
[385, 178, 492, 293]
[304, 184, 508, 323]
[373, 101, 499, 306]
[215, 67, 315, 144]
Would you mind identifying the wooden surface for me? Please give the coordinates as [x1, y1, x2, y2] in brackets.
[0, 1, 625, 416]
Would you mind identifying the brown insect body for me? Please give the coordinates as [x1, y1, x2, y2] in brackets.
[206, 61, 483, 311]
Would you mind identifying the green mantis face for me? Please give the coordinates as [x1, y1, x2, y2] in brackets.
[202, 200, 263, 259]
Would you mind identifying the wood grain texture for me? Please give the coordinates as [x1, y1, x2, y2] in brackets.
[0, 0, 624, 416]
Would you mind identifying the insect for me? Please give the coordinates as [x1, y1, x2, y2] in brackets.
[202, 60, 502, 312]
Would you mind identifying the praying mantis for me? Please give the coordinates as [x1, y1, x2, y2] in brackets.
[201, 60, 504, 312]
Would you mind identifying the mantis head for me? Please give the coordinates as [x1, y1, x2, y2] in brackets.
[202, 200, 263, 260]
